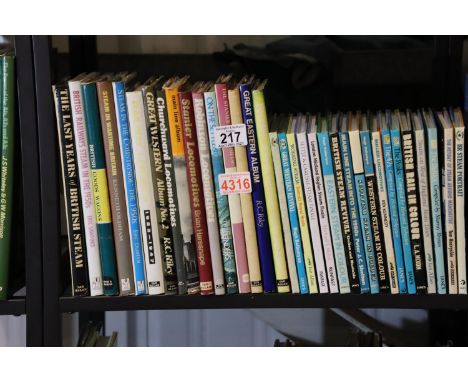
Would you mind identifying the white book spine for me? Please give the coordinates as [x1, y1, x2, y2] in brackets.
[372, 131, 399, 294]
[126, 91, 165, 295]
[269, 131, 300, 293]
[415, 128, 436, 294]
[455, 125, 466, 293]
[68, 80, 104, 296]
[308, 132, 339, 293]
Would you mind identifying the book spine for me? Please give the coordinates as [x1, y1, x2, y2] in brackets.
[144, 88, 178, 295]
[156, 89, 187, 294]
[371, 130, 399, 293]
[308, 131, 339, 293]
[361, 130, 391, 293]
[455, 124, 466, 294]
[297, 131, 328, 293]
[287, 131, 318, 293]
[349, 130, 379, 294]
[330, 132, 360, 293]
[97, 81, 135, 296]
[126, 90, 165, 295]
[204, 91, 238, 293]
[53, 84, 89, 296]
[415, 128, 436, 294]
[382, 128, 407, 293]
[270, 131, 300, 293]
[165, 87, 199, 294]
[390, 127, 416, 294]
[427, 126, 446, 294]
[278, 131, 309, 294]
[228, 88, 263, 293]
[179, 91, 214, 295]
[113, 81, 147, 295]
[252, 89, 290, 292]
[192, 91, 225, 295]
[215, 83, 250, 293]
[317, 131, 350, 293]
[68, 80, 104, 296]
[0, 56, 8, 300]
[239, 84, 276, 293]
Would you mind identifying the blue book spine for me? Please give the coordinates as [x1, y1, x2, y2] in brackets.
[339, 131, 370, 293]
[113, 81, 147, 295]
[317, 131, 350, 293]
[382, 128, 407, 293]
[239, 84, 276, 292]
[390, 127, 417, 294]
[427, 126, 447, 293]
[278, 131, 309, 294]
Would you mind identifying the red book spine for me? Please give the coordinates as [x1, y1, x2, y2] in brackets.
[179, 91, 215, 295]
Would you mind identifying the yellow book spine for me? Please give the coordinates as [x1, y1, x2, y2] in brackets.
[165, 87, 184, 156]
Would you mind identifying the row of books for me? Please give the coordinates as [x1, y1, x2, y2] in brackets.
[0, 51, 14, 301]
[53, 72, 466, 297]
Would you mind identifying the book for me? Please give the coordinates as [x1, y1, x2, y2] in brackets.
[239, 81, 276, 293]
[204, 89, 239, 294]
[179, 89, 215, 295]
[96, 78, 135, 296]
[68, 74, 104, 296]
[340, 114, 370, 293]
[126, 86, 165, 295]
[307, 115, 339, 293]
[269, 116, 300, 294]
[164, 77, 200, 294]
[297, 115, 328, 293]
[192, 83, 225, 295]
[252, 81, 290, 293]
[53, 82, 89, 296]
[348, 114, 379, 294]
[317, 116, 351, 294]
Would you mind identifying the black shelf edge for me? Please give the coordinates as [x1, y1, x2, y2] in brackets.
[60, 294, 468, 312]
[0, 298, 26, 315]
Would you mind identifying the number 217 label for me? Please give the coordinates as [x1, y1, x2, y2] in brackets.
[219, 172, 252, 195]
[214, 124, 248, 148]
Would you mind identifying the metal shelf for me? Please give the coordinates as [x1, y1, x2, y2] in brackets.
[0, 298, 26, 316]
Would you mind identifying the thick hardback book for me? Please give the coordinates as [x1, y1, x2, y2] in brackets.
[269, 117, 300, 294]
[113, 78, 147, 295]
[204, 89, 239, 293]
[156, 87, 187, 294]
[96, 79, 135, 296]
[53, 83, 89, 296]
[179, 90, 214, 295]
[371, 115, 399, 294]
[164, 77, 200, 294]
[215, 79, 250, 293]
[82, 80, 119, 295]
[390, 113, 416, 294]
[228, 85, 263, 293]
[348, 115, 379, 294]
[423, 110, 446, 294]
[297, 115, 328, 293]
[361, 117, 391, 293]
[400, 113, 427, 293]
[330, 115, 360, 293]
[69, 75, 104, 296]
[412, 111, 436, 294]
[317, 116, 351, 294]
[192, 84, 225, 295]
[142, 79, 177, 295]
[340, 114, 370, 293]
[381, 112, 407, 293]
[239, 82, 276, 293]
[126, 87, 165, 295]
[278, 117, 309, 294]
[252, 81, 290, 292]
[308, 116, 339, 293]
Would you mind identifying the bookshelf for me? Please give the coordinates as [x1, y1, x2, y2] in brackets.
[28, 35, 468, 346]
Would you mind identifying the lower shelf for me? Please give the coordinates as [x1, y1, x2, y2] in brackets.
[60, 293, 468, 312]
[0, 298, 26, 315]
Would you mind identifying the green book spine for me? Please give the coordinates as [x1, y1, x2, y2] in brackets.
[0, 56, 14, 300]
[82, 82, 119, 296]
